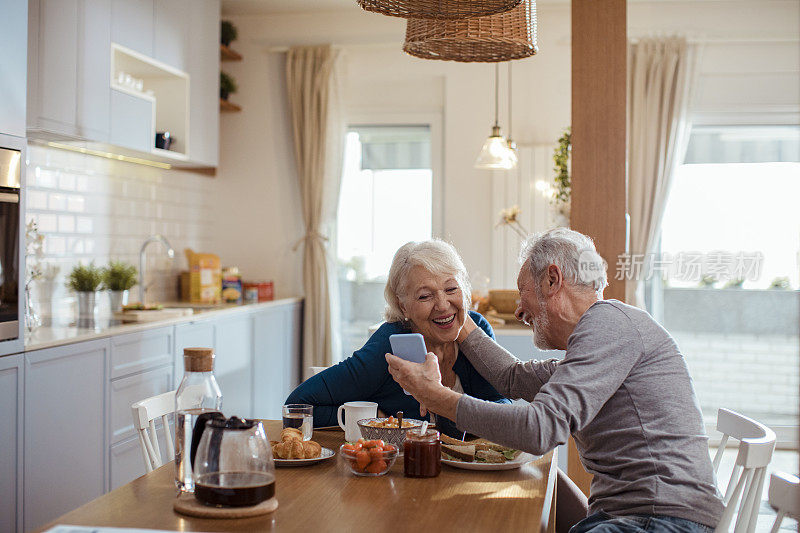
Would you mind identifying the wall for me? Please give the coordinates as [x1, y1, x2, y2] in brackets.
[25, 144, 216, 322]
[215, 0, 799, 293]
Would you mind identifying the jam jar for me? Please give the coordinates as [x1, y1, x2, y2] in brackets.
[403, 429, 441, 478]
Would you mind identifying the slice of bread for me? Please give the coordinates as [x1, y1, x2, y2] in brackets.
[441, 444, 475, 462]
[476, 449, 506, 463]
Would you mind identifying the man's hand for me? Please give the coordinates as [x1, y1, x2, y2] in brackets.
[456, 313, 478, 344]
[385, 352, 461, 420]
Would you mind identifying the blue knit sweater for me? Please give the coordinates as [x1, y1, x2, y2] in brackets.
[285, 311, 510, 438]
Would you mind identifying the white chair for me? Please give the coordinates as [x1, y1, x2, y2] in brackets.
[712, 408, 777, 533]
[131, 390, 176, 473]
[767, 471, 800, 533]
[309, 366, 329, 376]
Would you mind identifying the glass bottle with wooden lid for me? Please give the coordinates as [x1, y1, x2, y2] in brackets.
[175, 347, 223, 492]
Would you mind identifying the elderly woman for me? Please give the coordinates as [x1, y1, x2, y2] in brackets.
[285, 239, 509, 438]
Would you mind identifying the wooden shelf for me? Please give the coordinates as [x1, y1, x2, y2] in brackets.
[220, 98, 241, 112]
[220, 44, 242, 61]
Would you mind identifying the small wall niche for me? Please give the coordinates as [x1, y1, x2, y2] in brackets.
[111, 43, 190, 160]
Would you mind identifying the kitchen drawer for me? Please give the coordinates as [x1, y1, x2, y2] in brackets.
[110, 326, 173, 379]
[109, 364, 172, 444]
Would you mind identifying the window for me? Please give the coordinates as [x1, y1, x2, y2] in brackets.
[655, 125, 800, 436]
[335, 125, 433, 360]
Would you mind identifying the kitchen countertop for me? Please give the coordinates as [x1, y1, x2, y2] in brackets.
[24, 297, 302, 352]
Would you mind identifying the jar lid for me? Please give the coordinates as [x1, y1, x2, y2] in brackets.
[183, 347, 214, 372]
[206, 416, 256, 430]
[405, 428, 440, 441]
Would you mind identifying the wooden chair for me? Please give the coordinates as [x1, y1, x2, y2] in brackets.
[712, 408, 777, 533]
[131, 390, 176, 473]
[767, 471, 799, 533]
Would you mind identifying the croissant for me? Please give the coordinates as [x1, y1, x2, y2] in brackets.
[280, 428, 303, 442]
[272, 438, 305, 459]
[303, 440, 322, 459]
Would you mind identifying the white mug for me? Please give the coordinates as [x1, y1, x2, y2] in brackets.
[336, 401, 378, 442]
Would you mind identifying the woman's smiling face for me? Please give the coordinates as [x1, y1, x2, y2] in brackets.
[399, 265, 466, 347]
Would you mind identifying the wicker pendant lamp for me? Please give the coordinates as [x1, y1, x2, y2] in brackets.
[403, 0, 537, 63]
[357, 0, 522, 20]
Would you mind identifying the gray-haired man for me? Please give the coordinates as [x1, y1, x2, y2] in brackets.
[386, 228, 723, 533]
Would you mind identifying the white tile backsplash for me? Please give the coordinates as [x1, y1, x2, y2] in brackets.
[26, 144, 217, 323]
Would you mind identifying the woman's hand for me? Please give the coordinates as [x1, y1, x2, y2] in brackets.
[385, 352, 461, 420]
[456, 314, 478, 344]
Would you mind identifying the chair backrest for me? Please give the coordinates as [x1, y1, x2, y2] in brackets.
[131, 390, 176, 473]
[767, 471, 800, 533]
[712, 408, 777, 533]
[309, 366, 329, 376]
[368, 321, 384, 337]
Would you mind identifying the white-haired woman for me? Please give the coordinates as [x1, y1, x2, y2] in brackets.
[285, 239, 509, 438]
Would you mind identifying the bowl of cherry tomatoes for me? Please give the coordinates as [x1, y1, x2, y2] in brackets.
[340, 439, 398, 476]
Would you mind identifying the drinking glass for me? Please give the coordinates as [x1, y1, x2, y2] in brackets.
[282, 404, 313, 441]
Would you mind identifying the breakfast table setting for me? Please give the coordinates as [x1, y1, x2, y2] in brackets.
[37, 419, 557, 533]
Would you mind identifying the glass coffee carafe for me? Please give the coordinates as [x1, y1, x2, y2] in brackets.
[192, 416, 275, 507]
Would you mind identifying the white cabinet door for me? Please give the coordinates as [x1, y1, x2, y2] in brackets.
[153, 0, 188, 71]
[187, 0, 219, 166]
[252, 302, 303, 420]
[214, 314, 253, 418]
[0, 0, 27, 138]
[77, 0, 111, 141]
[174, 320, 216, 388]
[111, 0, 154, 57]
[24, 339, 109, 532]
[109, 89, 154, 152]
[110, 326, 173, 380]
[0, 354, 23, 533]
[30, 0, 79, 136]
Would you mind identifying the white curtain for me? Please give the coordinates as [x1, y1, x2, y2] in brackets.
[286, 45, 345, 375]
[627, 36, 698, 307]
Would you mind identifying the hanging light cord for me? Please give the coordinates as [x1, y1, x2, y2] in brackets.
[507, 62, 513, 140]
[493, 63, 500, 129]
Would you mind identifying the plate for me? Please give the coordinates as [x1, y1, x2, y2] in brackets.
[441, 452, 538, 471]
[274, 447, 335, 467]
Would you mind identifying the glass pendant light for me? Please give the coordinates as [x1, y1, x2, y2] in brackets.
[475, 64, 516, 170]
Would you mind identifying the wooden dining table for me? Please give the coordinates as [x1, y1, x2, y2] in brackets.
[38, 420, 557, 532]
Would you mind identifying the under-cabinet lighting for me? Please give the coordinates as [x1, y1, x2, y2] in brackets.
[45, 142, 172, 170]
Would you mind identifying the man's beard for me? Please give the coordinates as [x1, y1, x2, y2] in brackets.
[531, 293, 555, 351]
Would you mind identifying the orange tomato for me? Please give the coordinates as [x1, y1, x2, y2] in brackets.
[342, 444, 358, 456]
[355, 450, 370, 471]
[382, 444, 396, 453]
[364, 439, 384, 449]
[365, 459, 388, 474]
[368, 447, 385, 461]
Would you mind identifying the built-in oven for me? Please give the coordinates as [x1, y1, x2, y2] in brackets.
[0, 139, 23, 351]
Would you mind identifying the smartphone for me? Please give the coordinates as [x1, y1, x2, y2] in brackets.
[389, 333, 427, 363]
[389, 333, 428, 395]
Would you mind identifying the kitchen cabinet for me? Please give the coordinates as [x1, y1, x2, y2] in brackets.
[154, 0, 188, 71]
[27, 0, 110, 141]
[252, 301, 303, 420]
[24, 338, 109, 532]
[0, 0, 28, 138]
[27, 0, 220, 167]
[187, 0, 221, 166]
[0, 354, 24, 533]
[214, 314, 253, 418]
[111, 0, 154, 57]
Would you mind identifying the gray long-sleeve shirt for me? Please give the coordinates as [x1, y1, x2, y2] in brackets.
[455, 299, 723, 527]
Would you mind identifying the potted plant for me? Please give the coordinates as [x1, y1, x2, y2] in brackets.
[221, 20, 238, 47]
[220, 72, 238, 101]
[104, 261, 138, 312]
[67, 262, 104, 324]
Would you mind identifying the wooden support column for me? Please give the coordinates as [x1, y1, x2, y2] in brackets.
[568, 0, 628, 496]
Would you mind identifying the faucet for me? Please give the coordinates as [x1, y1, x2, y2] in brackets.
[138, 235, 175, 304]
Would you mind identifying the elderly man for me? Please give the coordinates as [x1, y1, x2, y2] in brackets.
[386, 228, 723, 533]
